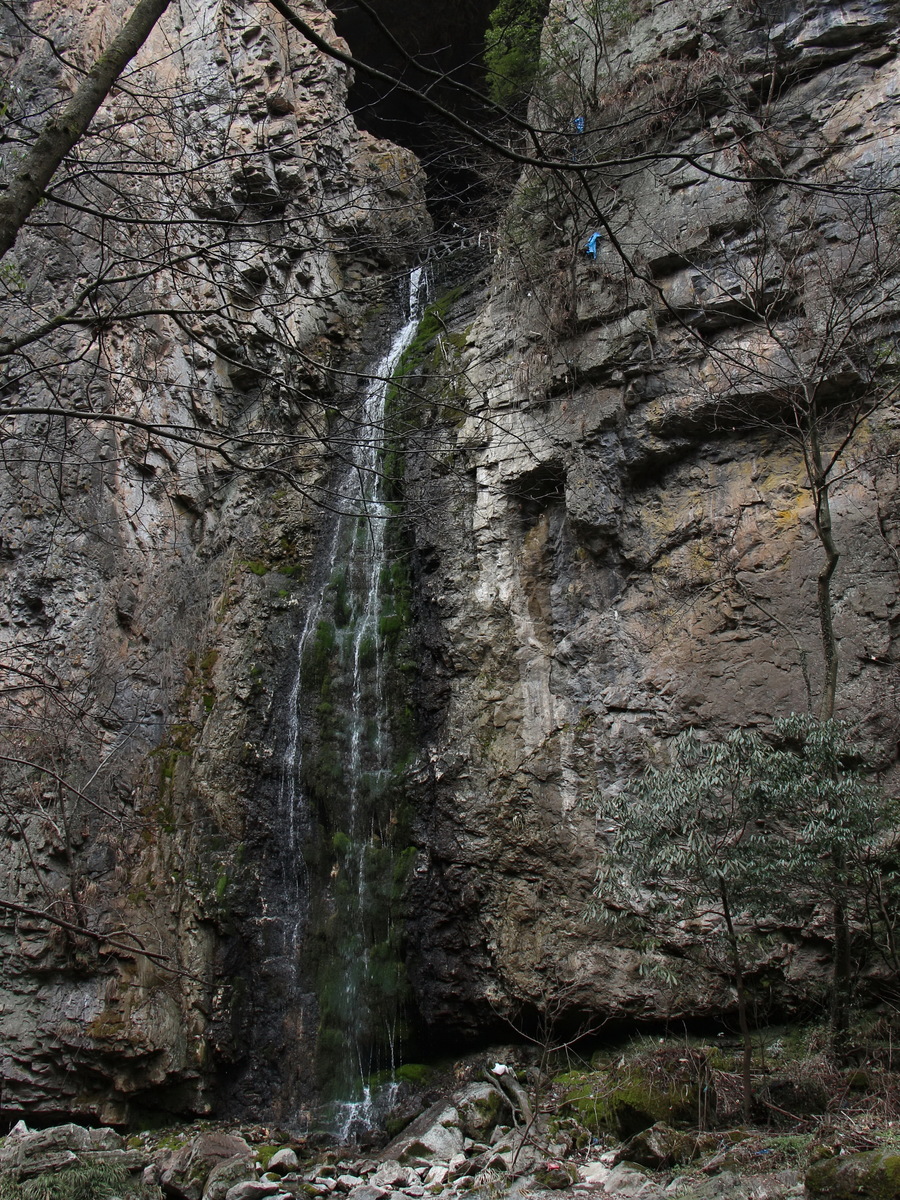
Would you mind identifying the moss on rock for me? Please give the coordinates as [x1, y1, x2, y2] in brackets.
[806, 1149, 900, 1200]
[557, 1063, 701, 1137]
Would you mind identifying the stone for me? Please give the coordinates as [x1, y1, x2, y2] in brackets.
[602, 1163, 663, 1200]
[455, 1083, 506, 1139]
[534, 1161, 577, 1190]
[352, 1160, 379, 1176]
[581, 1162, 612, 1184]
[159, 1133, 255, 1200]
[204, 1156, 263, 1200]
[621, 1124, 701, 1168]
[85, 1150, 146, 1172]
[370, 1165, 412, 1189]
[268, 1148, 300, 1174]
[88, 1127, 125, 1151]
[381, 1102, 465, 1163]
[12, 1150, 80, 1178]
[224, 1183, 282, 1200]
[17, 1124, 92, 1154]
[347, 1187, 389, 1200]
[337, 1175, 364, 1191]
[806, 1149, 900, 1199]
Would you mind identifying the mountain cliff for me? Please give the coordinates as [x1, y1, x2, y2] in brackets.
[0, 0, 898, 1127]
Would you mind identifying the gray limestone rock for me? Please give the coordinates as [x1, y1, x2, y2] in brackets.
[601, 1164, 663, 1199]
[347, 1186, 389, 1200]
[381, 1101, 465, 1163]
[266, 1148, 300, 1174]
[370, 1165, 414, 1189]
[204, 1156, 263, 1200]
[223, 1182, 282, 1200]
[455, 1083, 507, 1139]
[159, 1133, 255, 1200]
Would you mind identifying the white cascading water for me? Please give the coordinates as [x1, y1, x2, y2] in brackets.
[278, 267, 427, 1137]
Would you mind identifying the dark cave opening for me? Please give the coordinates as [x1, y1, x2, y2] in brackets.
[326, 0, 501, 229]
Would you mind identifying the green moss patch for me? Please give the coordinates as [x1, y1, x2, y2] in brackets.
[806, 1150, 900, 1200]
[557, 1058, 702, 1137]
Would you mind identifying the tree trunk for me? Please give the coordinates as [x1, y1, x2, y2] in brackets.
[814, 479, 840, 721]
[806, 403, 840, 721]
[830, 890, 852, 1059]
[719, 875, 753, 1123]
[0, 0, 172, 261]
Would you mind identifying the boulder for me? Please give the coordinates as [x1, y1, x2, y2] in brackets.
[204, 1155, 261, 1200]
[158, 1132, 255, 1200]
[0, 1121, 91, 1171]
[89, 1128, 125, 1151]
[7, 1149, 79, 1178]
[267, 1148, 299, 1174]
[620, 1123, 701, 1168]
[534, 1161, 577, 1189]
[336, 1174, 364, 1190]
[24, 1124, 92, 1153]
[601, 1163, 665, 1200]
[223, 1183, 282, 1200]
[380, 1101, 464, 1163]
[456, 1083, 506, 1139]
[346, 1186, 389, 1200]
[806, 1149, 900, 1200]
[370, 1164, 412, 1189]
[580, 1163, 612, 1185]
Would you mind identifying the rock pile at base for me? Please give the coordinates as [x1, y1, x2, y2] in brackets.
[1, 1076, 882, 1200]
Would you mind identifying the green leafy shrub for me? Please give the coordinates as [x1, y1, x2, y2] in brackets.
[484, 0, 548, 107]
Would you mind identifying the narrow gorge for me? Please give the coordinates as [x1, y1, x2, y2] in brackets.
[0, 0, 899, 1144]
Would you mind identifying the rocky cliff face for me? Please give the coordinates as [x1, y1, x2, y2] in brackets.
[406, 0, 900, 1036]
[0, 0, 427, 1123]
[2, 0, 900, 1129]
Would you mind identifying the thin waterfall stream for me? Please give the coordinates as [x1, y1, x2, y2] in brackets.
[279, 267, 428, 1136]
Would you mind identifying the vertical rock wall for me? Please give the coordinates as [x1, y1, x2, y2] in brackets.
[0, 0, 428, 1123]
[4, 0, 900, 1125]
[407, 0, 900, 1036]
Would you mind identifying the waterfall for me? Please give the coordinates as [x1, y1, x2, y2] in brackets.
[279, 267, 428, 1136]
